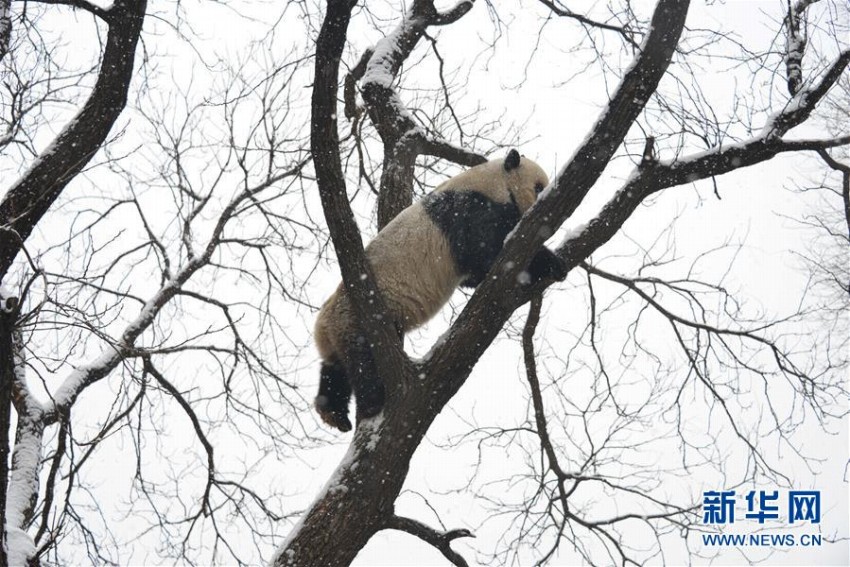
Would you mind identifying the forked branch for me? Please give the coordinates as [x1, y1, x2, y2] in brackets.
[385, 515, 474, 567]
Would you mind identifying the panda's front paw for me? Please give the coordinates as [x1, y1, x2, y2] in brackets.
[528, 247, 567, 283]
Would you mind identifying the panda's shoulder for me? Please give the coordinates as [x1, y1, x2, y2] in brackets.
[423, 188, 518, 230]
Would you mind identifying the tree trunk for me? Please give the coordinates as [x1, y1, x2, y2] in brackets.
[275, 368, 440, 566]
[0, 305, 14, 567]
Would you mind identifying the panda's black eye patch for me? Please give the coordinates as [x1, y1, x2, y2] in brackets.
[534, 182, 545, 195]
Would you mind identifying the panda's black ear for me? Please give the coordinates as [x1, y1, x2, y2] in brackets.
[504, 149, 521, 172]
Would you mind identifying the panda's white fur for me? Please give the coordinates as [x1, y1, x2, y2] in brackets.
[314, 150, 558, 431]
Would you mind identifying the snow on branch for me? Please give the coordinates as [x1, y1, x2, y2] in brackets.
[20, 0, 113, 22]
[356, 0, 482, 227]
[783, 0, 822, 95]
[5, 360, 45, 566]
[360, 0, 474, 89]
[766, 48, 850, 139]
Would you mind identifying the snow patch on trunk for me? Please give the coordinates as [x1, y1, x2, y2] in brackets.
[5, 407, 44, 566]
[274, 413, 385, 564]
[6, 527, 35, 567]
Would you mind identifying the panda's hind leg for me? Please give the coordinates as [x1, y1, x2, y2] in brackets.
[345, 337, 386, 422]
[315, 361, 353, 432]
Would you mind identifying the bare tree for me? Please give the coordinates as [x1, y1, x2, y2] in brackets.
[0, 0, 846, 565]
[1, 3, 317, 565]
[1, 2, 146, 564]
[276, 0, 848, 565]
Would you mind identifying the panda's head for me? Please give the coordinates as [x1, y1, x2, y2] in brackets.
[436, 149, 549, 215]
[501, 149, 548, 214]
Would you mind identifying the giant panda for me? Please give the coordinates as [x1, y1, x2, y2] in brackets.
[313, 149, 567, 432]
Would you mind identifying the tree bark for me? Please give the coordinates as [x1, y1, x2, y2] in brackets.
[0, 302, 14, 567]
[0, 0, 10, 64]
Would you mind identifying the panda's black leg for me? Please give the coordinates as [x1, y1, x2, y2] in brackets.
[315, 361, 353, 432]
[345, 338, 386, 422]
[527, 247, 568, 284]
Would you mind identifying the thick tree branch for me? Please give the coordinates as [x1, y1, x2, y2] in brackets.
[783, 0, 822, 95]
[5, 364, 45, 566]
[419, 136, 486, 167]
[0, 0, 147, 282]
[343, 48, 373, 122]
[767, 48, 850, 138]
[358, 0, 480, 228]
[384, 515, 473, 567]
[0, 293, 16, 567]
[310, 0, 408, 393]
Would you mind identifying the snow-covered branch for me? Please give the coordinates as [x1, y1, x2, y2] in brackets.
[5, 343, 45, 566]
[357, 0, 482, 228]
[16, 0, 113, 22]
[783, 0, 822, 95]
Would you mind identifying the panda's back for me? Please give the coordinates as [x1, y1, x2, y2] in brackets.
[366, 202, 462, 331]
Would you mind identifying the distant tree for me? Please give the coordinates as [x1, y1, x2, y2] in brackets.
[1, 2, 147, 564]
[0, 2, 317, 565]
